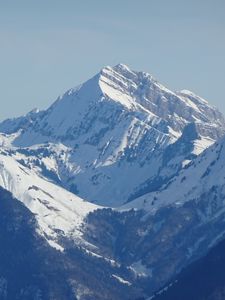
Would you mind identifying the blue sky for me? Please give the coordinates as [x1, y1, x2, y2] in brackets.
[0, 0, 225, 120]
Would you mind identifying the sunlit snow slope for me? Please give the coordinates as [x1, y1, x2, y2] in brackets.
[0, 150, 99, 250]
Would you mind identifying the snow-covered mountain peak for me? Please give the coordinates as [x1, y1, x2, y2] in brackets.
[97, 64, 223, 128]
[101, 63, 137, 77]
[99, 64, 155, 96]
[98, 64, 139, 109]
[2, 63, 223, 141]
[0, 64, 224, 206]
[113, 63, 131, 71]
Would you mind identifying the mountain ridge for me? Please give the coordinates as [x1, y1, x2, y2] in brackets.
[0, 64, 224, 206]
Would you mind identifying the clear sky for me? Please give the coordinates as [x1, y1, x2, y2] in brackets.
[0, 0, 225, 121]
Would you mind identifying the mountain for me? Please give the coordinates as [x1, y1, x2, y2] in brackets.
[0, 64, 225, 299]
[0, 64, 224, 207]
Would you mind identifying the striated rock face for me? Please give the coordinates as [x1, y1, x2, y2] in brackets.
[8, 64, 224, 143]
[0, 64, 224, 206]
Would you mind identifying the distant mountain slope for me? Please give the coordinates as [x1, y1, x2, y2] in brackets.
[2, 134, 225, 299]
[123, 134, 225, 215]
[0, 186, 76, 300]
[152, 237, 225, 300]
[0, 150, 99, 250]
[81, 135, 225, 295]
[0, 187, 147, 300]
[0, 64, 224, 206]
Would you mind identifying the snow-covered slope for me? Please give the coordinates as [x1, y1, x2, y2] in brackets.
[0, 64, 224, 206]
[0, 150, 99, 250]
[82, 136, 225, 296]
[123, 135, 225, 216]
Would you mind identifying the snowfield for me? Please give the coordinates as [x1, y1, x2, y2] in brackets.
[0, 152, 100, 250]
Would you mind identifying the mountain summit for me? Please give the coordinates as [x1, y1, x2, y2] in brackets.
[0, 64, 224, 206]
